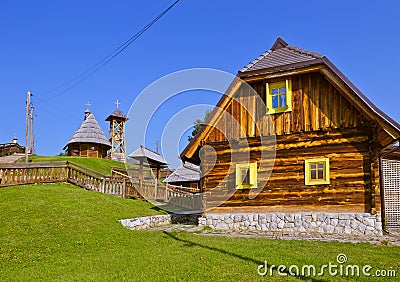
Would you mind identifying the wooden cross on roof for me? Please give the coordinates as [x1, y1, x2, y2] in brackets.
[114, 99, 120, 109]
[85, 101, 92, 108]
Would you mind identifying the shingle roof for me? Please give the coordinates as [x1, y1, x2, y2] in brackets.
[240, 37, 324, 73]
[128, 145, 168, 165]
[163, 162, 200, 183]
[64, 110, 111, 149]
[105, 108, 128, 121]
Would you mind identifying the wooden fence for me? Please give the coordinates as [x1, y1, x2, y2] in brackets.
[0, 161, 138, 198]
[0, 161, 201, 212]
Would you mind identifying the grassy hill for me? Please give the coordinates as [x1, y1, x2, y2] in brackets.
[0, 183, 399, 281]
[27, 155, 126, 175]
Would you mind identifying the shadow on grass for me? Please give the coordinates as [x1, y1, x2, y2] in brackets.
[163, 231, 327, 282]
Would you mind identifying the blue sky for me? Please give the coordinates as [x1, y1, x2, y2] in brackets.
[1, 0, 399, 168]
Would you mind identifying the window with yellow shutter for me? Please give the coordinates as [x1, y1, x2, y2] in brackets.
[266, 79, 292, 114]
[236, 162, 258, 189]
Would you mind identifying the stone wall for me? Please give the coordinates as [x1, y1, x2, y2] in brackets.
[198, 212, 383, 236]
[119, 214, 199, 230]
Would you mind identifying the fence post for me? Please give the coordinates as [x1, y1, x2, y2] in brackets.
[101, 178, 106, 193]
[122, 178, 126, 198]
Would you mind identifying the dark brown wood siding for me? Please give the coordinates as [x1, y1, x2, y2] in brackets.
[205, 72, 367, 142]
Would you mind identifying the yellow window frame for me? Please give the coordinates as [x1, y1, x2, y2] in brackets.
[266, 79, 292, 114]
[305, 158, 330, 185]
[236, 162, 258, 189]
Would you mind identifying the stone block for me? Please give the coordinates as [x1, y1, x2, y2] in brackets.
[317, 214, 326, 222]
[285, 214, 295, 222]
[324, 225, 334, 234]
[344, 226, 352, 234]
[270, 222, 278, 230]
[365, 218, 375, 227]
[339, 214, 350, 220]
[284, 222, 295, 228]
[215, 222, 229, 230]
[334, 227, 343, 234]
[358, 224, 366, 233]
[304, 215, 312, 222]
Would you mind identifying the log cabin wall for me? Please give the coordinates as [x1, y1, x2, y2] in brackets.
[67, 143, 108, 158]
[201, 72, 382, 213]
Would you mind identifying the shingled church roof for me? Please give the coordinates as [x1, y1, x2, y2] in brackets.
[63, 109, 111, 149]
[105, 108, 128, 121]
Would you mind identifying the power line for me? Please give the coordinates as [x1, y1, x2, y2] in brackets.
[41, 0, 182, 102]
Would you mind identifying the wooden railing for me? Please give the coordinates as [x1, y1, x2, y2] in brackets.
[0, 161, 68, 186]
[0, 161, 200, 211]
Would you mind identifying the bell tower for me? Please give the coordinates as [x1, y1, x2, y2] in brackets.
[105, 100, 128, 162]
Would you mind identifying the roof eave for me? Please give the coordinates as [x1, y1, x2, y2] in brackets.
[238, 58, 326, 79]
[320, 58, 400, 138]
[181, 55, 400, 163]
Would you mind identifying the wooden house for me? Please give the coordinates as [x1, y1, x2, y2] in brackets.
[181, 38, 400, 230]
[64, 109, 111, 158]
[0, 137, 25, 157]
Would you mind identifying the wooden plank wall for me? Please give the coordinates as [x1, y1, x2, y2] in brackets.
[202, 128, 374, 212]
[68, 143, 108, 158]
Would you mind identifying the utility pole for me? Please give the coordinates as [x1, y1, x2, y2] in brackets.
[25, 91, 31, 163]
[29, 104, 35, 155]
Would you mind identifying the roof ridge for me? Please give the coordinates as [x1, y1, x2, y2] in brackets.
[286, 45, 324, 59]
[140, 145, 162, 156]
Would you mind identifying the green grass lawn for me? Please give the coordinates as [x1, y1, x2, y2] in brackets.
[0, 183, 399, 281]
[27, 155, 126, 175]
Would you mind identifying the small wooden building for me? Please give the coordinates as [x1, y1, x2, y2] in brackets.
[181, 38, 400, 229]
[64, 109, 111, 158]
[163, 162, 200, 189]
[128, 145, 168, 194]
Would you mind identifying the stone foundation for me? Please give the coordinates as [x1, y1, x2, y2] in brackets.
[198, 212, 383, 236]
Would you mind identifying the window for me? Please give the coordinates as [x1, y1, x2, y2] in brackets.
[266, 79, 292, 114]
[305, 158, 330, 185]
[236, 162, 257, 189]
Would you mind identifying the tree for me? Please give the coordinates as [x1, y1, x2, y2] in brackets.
[188, 109, 211, 142]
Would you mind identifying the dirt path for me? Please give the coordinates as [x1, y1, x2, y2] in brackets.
[0, 153, 25, 164]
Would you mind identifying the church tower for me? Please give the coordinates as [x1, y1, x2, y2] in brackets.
[105, 101, 128, 162]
